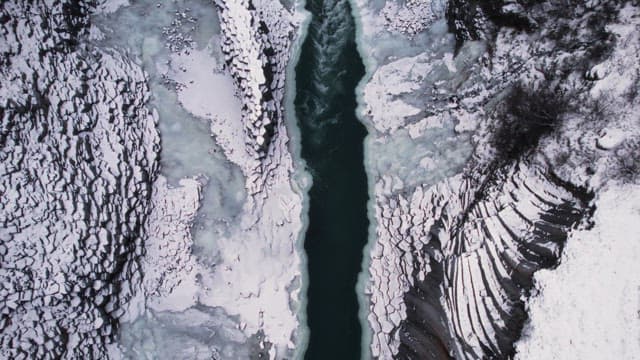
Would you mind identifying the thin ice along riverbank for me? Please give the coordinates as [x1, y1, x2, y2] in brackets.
[294, 0, 368, 358]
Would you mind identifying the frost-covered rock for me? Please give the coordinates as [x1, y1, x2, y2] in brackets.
[0, 1, 160, 357]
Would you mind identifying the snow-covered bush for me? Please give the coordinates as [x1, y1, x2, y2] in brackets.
[490, 84, 570, 162]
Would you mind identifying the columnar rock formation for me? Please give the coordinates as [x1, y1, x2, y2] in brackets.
[0, 1, 160, 356]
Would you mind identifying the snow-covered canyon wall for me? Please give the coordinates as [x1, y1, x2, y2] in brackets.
[0, 1, 160, 357]
[352, 0, 640, 358]
[1, 0, 310, 358]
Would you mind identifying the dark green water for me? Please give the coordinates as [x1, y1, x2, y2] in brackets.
[294, 0, 368, 358]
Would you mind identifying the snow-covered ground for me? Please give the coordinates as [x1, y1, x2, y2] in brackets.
[515, 184, 640, 360]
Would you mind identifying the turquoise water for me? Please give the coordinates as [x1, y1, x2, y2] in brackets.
[294, 0, 368, 358]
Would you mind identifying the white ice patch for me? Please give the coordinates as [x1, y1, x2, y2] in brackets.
[164, 48, 253, 170]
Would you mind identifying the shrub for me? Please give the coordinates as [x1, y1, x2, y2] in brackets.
[490, 84, 570, 162]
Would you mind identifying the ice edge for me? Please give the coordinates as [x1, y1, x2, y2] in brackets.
[283, 1, 313, 358]
[346, 1, 378, 359]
